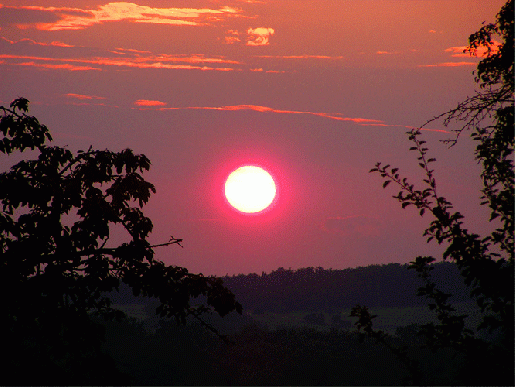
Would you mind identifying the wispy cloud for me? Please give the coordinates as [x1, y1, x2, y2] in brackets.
[18, 61, 100, 71]
[134, 99, 167, 107]
[256, 55, 343, 60]
[247, 27, 275, 46]
[0, 53, 241, 72]
[66, 93, 106, 100]
[155, 104, 384, 125]
[4, 2, 242, 31]
[376, 50, 400, 55]
[147, 104, 449, 133]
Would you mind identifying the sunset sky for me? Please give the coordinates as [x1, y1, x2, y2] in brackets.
[0, 0, 506, 276]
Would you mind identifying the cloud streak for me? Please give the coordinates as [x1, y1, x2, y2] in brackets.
[163, 104, 384, 125]
[66, 93, 106, 100]
[135, 104, 449, 133]
[256, 55, 343, 60]
[1, 37, 74, 47]
[0, 53, 241, 72]
[419, 62, 476, 68]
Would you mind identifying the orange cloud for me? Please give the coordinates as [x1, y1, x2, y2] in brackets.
[5, 3, 242, 31]
[225, 36, 241, 44]
[224, 29, 241, 44]
[247, 27, 275, 46]
[18, 61, 100, 71]
[445, 42, 500, 58]
[376, 50, 400, 55]
[134, 99, 167, 107]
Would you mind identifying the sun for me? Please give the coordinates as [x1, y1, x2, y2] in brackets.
[225, 166, 276, 213]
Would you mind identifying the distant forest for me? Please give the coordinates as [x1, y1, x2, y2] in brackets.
[219, 261, 471, 313]
[111, 261, 472, 318]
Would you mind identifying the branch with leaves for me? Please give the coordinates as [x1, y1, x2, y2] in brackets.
[1, 98, 242, 381]
[353, 2, 513, 384]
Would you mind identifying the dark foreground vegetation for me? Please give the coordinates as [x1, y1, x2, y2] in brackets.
[96, 262, 489, 386]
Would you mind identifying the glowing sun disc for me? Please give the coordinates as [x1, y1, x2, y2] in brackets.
[225, 166, 276, 213]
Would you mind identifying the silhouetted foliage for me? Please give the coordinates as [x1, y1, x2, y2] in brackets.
[0, 98, 241, 384]
[355, 1, 514, 385]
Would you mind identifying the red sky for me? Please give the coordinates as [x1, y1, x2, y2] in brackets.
[0, 0, 506, 275]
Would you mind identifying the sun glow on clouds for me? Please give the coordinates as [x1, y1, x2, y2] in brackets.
[5, 2, 242, 31]
[247, 27, 275, 46]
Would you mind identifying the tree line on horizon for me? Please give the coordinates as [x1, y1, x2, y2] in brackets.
[219, 262, 471, 314]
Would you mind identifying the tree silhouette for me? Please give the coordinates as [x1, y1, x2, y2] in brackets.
[352, 1, 513, 385]
[0, 98, 242, 384]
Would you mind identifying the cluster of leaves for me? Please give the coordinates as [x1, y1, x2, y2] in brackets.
[352, 1, 513, 384]
[1, 98, 241, 382]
